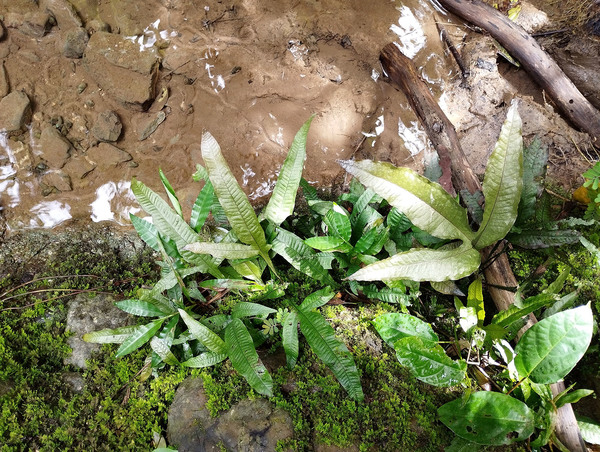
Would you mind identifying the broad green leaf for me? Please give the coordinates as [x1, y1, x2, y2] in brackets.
[159, 168, 183, 217]
[231, 302, 277, 319]
[296, 307, 364, 400]
[431, 280, 465, 296]
[131, 179, 222, 277]
[473, 103, 523, 249]
[353, 227, 377, 254]
[445, 436, 482, 452]
[362, 285, 412, 305]
[577, 415, 600, 445]
[115, 299, 174, 317]
[193, 163, 209, 181]
[300, 288, 336, 312]
[373, 313, 438, 347]
[393, 336, 466, 386]
[179, 309, 227, 354]
[338, 159, 473, 243]
[347, 244, 481, 282]
[324, 204, 352, 242]
[517, 137, 547, 224]
[541, 290, 578, 319]
[554, 388, 594, 408]
[115, 319, 165, 358]
[514, 304, 594, 383]
[190, 181, 214, 232]
[263, 117, 313, 225]
[272, 228, 336, 286]
[83, 325, 141, 344]
[491, 292, 556, 327]
[182, 352, 227, 368]
[198, 279, 255, 290]
[438, 392, 535, 445]
[184, 242, 260, 259]
[225, 318, 273, 397]
[230, 259, 264, 283]
[304, 236, 349, 252]
[282, 310, 299, 368]
[507, 228, 580, 249]
[130, 214, 160, 252]
[467, 278, 485, 325]
[201, 132, 274, 272]
[150, 336, 179, 366]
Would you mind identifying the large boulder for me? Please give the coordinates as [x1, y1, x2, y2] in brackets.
[167, 377, 294, 452]
[0, 91, 31, 133]
[83, 31, 160, 111]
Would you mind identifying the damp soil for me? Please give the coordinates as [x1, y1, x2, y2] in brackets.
[0, 0, 599, 233]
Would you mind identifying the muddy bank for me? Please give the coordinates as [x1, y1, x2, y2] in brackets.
[0, 0, 598, 232]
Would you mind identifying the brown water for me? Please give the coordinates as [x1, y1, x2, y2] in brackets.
[0, 0, 461, 231]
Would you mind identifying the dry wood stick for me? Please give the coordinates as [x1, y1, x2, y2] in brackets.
[437, 0, 600, 146]
[380, 42, 587, 452]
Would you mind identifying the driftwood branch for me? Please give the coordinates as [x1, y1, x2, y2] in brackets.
[380, 42, 587, 452]
[437, 0, 600, 146]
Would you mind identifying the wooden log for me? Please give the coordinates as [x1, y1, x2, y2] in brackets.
[380, 42, 587, 452]
[437, 0, 600, 145]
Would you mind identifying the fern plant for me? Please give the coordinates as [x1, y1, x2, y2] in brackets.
[84, 118, 364, 400]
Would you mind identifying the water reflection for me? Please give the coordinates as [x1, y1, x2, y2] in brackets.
[397, 119, 431, 156]
[390, 6, 427, 59]
[90, 181, 140, 225]
[29, 201, 72, 228]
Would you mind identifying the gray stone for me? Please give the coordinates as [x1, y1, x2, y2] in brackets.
[168, 377, 294, 452]
[39, 126, 72, 168]
[62, 371, 85, 394]
[0, 61, 9, 98]
[62, 27, 89, 59]
[62, 156, 96, 181]
[91, 110, 122, 142]
[87, 142, 132, 166]
[64, 293, 130, 369]
[85, 19, 110, 34]
[40, 170, 72, 193]
[0, 91, 31, 133]
[83, 31, 160, 110]
[42, 0, 83, 29]
[16, 12, 52, 38]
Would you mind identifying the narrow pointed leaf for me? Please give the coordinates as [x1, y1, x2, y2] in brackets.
[282, 311, 299, 368]
[473, 103, 523, 249]
[179, 309, 227, 354]
[83, 325, 141, 344]
[159, 168, 183, 217]
[304, 236, 349, 252]
[131, 179, 222, 277]
[438, 392, 535, 445]
[394, 336, 466, 386]
[231, 302, 277, 319]
[182, 352, 227, 368]
[225, 318, 273, 397]
[201, 132, 274, 271]
[506, 228, 580, 249]
[373, 313, 438, 347]
[264, 117, 313, 225]
[554, 389, 594, 408]
[517, 137, 547, 224]
[362, 285, 413, 305]
[296, 307, 364, 400]
[190, 181, 214, 232]
[184, 241, 260, 259]
[514, 304, 593, 383]
[150, 336, 180, 365]
[300, 288, 336, 311]
[115, 299, 174, 317]
[129, 214, 160, 252]
[115, 319, 165, 358]
[492, 293, 556, 327]
[324, 204, 352, 242]
[338, 159, 473, 243]
[347, 244, 480, 282]
[577, 415, 600, 445]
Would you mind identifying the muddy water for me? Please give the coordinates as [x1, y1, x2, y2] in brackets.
[0, 0, 460, 231]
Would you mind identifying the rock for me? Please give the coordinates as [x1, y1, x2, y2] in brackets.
[0, 19, 6, 41]
[0, 91, 31, 133]
[62, 371, 85, 394]
[83, 31, 160, 110]
[40, 170, 72, 193]
[85, 19, 110, 35]
[41, 0, 83, 29]
[62, 27, 89, 59]
[91, 110, 122, 142]
[0, 61, 9, 98]
[39, 126, 72, 168]
[10, 12, 53, 38]
[167, 377, 294, 452]
[87, 142, 132, 166]
[64, 293, 130, 369]
[63, 156, 96, 181]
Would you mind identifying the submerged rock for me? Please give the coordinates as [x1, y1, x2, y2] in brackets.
[83, 31, 160, 110]
[62, 27, 89, 59]
[39, 125, 72, 168]
[40, 170, 73, 194]
[5, 11, 53, 38]
[0, 91, 31, 133]
[167, 377, 294, 452]
[91, 110, 122, 142]
[0, 61, 9, 98]
[87, 142, 132, 167]
[64, 293, 130, 369]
